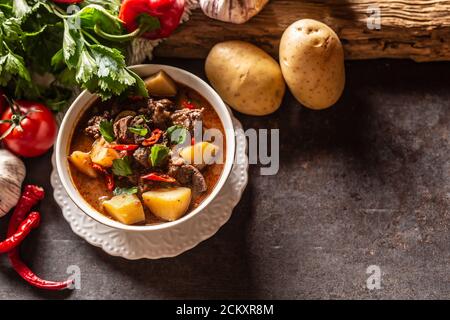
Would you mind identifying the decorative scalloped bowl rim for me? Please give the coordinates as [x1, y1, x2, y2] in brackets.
[55, 64, 236, 232]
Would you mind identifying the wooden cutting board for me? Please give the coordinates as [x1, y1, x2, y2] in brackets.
[155, 0, 450, 62]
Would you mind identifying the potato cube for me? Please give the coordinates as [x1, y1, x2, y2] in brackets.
[90, 138, 120, 167]
[179, 142, 219, 166]
[69, 151, 98, 178]
[142, 187, 192, 221]
[103, 194, 145, 225]
[144, 71, 177, 97]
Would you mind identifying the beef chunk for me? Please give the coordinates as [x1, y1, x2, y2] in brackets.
[85, 111, 111, 139]
[113, 115, 134, 144]
[171, 108, 204, 131]
[191, 168, 207, 194]
[168, 160, 207, 194]
[147, 98, 174, 129]
[133, 147, 150, 168]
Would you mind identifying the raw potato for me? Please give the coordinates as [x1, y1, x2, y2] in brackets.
[69, 151, 98, 178]
[142, 187, 192, 221]
[179, 142, 219, 166]
[90, 138, 120, 167]
[144, 70, 177, 97]
[205, 41, 285, 116]
[103, 194, 145, 225]
[279, 19, 345, 110]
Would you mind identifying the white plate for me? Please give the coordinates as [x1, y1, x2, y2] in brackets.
[50, 112, 248, 260]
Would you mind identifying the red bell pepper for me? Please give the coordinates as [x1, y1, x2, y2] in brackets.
[119, 0, 185, 40]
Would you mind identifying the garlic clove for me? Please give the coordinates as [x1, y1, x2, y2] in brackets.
[0, 149, 26, 218]
[199, 0, 269, 24]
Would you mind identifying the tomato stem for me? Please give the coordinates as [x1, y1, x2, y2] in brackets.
[0, 95, 43, 140]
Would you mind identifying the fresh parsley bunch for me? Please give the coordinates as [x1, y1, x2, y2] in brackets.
[0, 0, 147, 111]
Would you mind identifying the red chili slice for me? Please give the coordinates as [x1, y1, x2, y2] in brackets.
[109, 144, 139, 151]
[142, 128, 163, 146]
[182, 100, 195, 110]
[92, 164, 115, 191]
[141, 172, 176, 183]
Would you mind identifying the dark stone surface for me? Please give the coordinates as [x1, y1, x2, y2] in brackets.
[0, 58, 449, 299]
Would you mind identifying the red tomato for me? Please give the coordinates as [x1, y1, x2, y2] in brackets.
[0, 100, 57, 157]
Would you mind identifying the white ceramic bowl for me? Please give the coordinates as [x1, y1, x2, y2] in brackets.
[56, 64, 235, 232]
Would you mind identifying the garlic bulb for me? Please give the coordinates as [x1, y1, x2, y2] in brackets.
[200, 0, 269, 24]
[0, 149, 26, 218]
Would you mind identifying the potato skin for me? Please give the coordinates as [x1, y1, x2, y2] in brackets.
[279, 19, 345, 110]
[205, 41, 285, 116]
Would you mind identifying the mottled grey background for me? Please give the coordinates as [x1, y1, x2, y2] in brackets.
[0, 58, 449, 299]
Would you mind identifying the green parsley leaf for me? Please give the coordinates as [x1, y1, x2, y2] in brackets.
[113, 186, 138, 196]
[112, 156, 133, 176]
[128, 125, 148, 136]
[82, 0, 122, 15]
[167, 125, 188, 145]
[150, 144, 170, 167]
[78, 4, 124, 34]
[128, 69, 149, 98]
[99, 120, 115, 143]
[63, 18, 84, 69]
[12, 0, 31, 19]
[76, 49, 98, 84]
[0, 49, 31, 86]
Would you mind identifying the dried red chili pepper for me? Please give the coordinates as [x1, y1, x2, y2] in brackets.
[109, 144, 139, 151]
[7, 185, 73, 290]
[92, 163, 115, 191]
[7, 185, 44, 235]
[0, 212, 40, 254]
[142, 128, 163, 146]
[182, 100, 195, 110]
[118, 0, 184, 40]
[141, 172, 176, 183]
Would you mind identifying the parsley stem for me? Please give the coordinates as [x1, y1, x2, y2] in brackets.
[81, 30, 100, 45]
[94, 24, 142, 42]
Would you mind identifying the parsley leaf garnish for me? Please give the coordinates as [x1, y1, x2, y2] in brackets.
[150, 144, 170, 167]
[128, 125, 148, 136]
[113, 186, 138, 196]
[166, 125, 188, 145]
[112, 156, 133, 176]
[99, 120, 115, 143]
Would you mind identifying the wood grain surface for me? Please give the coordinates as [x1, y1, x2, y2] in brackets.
[154, 0, 450, 61]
